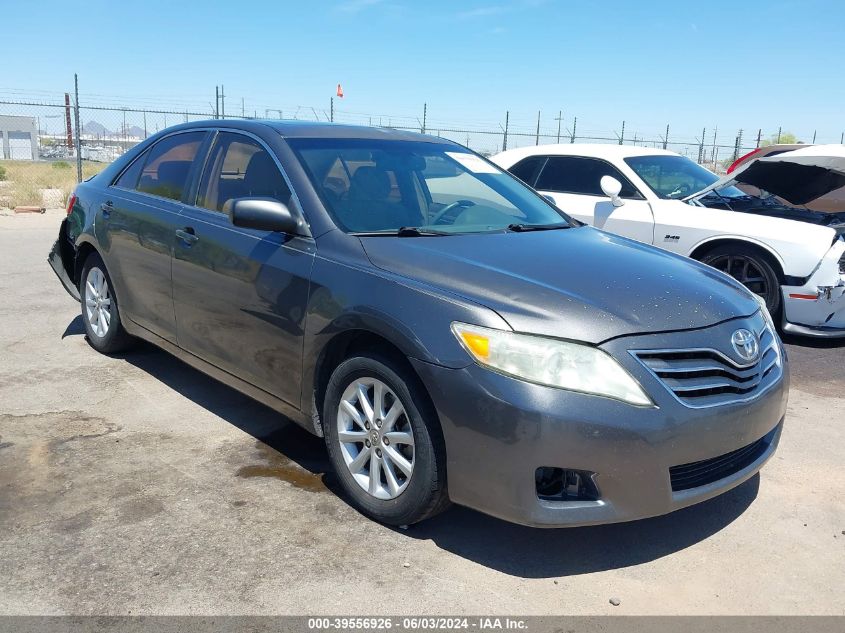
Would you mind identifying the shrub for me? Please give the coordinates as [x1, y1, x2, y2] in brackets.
[52, 161, 71, 170]
[0, 164, 6, 181]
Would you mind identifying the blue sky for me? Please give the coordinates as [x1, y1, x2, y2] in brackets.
[4, 0, 843, 148]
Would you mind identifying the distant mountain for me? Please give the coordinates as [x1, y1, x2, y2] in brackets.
[83, 120, 110, 136]
[82, 120, 145, 139]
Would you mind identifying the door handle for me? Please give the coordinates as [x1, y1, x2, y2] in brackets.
[175, 227, 199, 246]
[100, 201, 113, 218]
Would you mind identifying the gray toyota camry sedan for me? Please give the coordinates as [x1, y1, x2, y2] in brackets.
[48, 120, 788, 527]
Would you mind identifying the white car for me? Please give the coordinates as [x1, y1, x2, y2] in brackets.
[492, 143, 845, 338]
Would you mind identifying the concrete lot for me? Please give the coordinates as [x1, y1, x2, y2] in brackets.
[1, 212, 843, 615]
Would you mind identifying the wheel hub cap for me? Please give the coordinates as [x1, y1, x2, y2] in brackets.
[84, 267, 112, 338]
[337, 377, 415, 500]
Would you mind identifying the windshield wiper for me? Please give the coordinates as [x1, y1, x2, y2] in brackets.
[396, 226, 450, 237]
[507, 222, 571, 232]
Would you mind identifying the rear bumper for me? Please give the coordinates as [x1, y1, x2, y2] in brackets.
[47, 219, 80, 302]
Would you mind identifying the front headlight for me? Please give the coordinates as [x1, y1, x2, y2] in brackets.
[451, 322, 653, 406]
[752, 293, 777, 332]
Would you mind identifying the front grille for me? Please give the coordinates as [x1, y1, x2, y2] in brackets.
[632, 324, 781, 408]
[670, 436, 768, 491]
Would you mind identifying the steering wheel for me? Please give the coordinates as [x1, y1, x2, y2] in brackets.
[669, 183, 692, 198]
[429, 199, 475, 225]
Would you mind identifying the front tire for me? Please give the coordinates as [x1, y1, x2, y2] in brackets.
[80, 253, 134, 354]
[700, 244, 782, 317]
[323, 353, 449, 526]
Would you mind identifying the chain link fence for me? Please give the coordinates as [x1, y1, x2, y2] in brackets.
[0, 88, 839, 211]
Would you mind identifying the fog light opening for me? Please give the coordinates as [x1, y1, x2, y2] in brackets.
[535, 467, 599, 501]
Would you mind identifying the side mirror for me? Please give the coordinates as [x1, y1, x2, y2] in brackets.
[541, 194, 556, 205]
[600, 176, 625, 207]
[227, 197, 299, 233]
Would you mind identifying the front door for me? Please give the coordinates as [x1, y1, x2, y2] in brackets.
[171, 131, 314, 406]
[534, 156, 655, 245]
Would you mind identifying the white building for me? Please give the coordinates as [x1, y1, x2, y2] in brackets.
[0, 115, 38, 160]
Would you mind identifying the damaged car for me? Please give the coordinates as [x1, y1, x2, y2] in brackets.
[48, 120, 787, 527]
[494, 144, 845, 338]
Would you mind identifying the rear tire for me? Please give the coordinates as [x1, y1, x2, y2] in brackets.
[80, 253, 134, 354]
[323, 353, 449, 526]
[700, 244, 782, 318]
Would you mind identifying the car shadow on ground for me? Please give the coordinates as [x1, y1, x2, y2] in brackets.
[66, 322, 759, 578]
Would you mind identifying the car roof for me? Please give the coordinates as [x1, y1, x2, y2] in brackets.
[169, 118, 452, 144]
[493, 143, 680, 166]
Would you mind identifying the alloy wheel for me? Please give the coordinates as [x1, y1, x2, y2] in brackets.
[84, 267, 112, 338]
[706, 254, 774, 304]
[336, 377, 415, 500]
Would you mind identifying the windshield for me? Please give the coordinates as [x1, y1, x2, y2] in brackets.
[288, 138, 570, 234]
[624, 155, 746, 200]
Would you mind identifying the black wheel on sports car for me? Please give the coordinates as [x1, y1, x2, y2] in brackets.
[323, 353, 449, 526]
[80, 252, 134, 354]
[700, 244, 782, 317]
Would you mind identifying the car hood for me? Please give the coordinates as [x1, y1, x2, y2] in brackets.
[687, 144, 845, 206]
[360, 227, 759, 344]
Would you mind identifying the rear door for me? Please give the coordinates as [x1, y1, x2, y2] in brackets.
[100, 130, 209, 343]
[532, 156, 655, 244]
[171, 130, 314, 406]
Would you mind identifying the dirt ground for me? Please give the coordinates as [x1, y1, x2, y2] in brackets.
[1, 212, 843, 615]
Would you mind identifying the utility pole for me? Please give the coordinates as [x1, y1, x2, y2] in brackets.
[663, 123, 669, 150]
[215, 86, 219, 119]
[570, 116, 577, 143]
[812, 130, 817, 144]
[535, 110, 541, 145]
[776, 126, 782, 144]
[712, 126, 718, 170]
[422, 103, 427, 134]
[734, 129, 743, 162]
[619, 120, 625, 145]
[502, 111, 509, 151]
[698, 127, 706, 163]
[220, 85, 225, 119]
[73, 73, 82, 183]
[555, 110, 562, 143]
[841, 132, 844, 144]
[756, 128, 762, 148]
[330, 97, 334, 122]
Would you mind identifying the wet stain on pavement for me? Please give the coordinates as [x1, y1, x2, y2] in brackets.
[235, 423, 336, 494]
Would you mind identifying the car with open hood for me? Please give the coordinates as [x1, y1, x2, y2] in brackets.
[493, 143, 845, 338]
[48, 121, 787, 527]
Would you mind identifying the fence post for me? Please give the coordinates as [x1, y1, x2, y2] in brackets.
[698, 127, 705, 163]
[502, 111, 509, 151]
[776, 126, 782, 144]
[663, 123, 669, 150]
[712, 127, 718, 170]
[733, 129, 742, 162]
[215, 86, 219, 119]
[556, 110, 562, 143]
[73, 73, 82, 183]
[756, 128, 761, 148]
[330, 97, 334, 123]
[812, 130, 817, 144]
[570, 116, 576, 143]
[535, 110, 540, 145]
[619, 120, 625, 145]
[422, 103, 427, 134]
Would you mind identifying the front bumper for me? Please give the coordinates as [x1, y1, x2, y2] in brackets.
[781, 239, 845, 337]
[411, 315, 789, 528]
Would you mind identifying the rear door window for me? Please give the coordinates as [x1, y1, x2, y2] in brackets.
[508, 156, 546, 186]
[135, 132, 206, 201]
